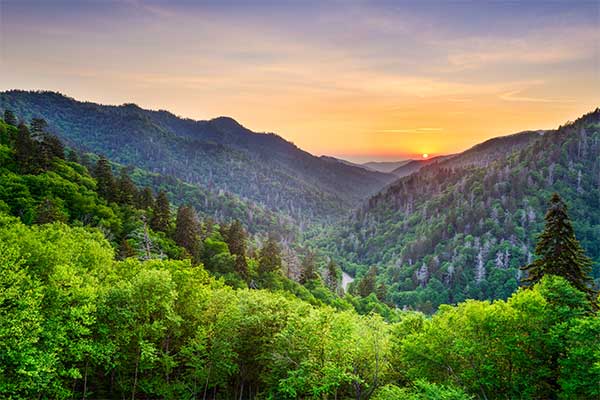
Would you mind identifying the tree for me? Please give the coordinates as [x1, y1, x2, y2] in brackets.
[221, 220, 249, 280]
[116, 168, 138, 206]
[520, 193, 596, 302]
[358, 266, 378, 297]
[174, 205, 201, 261]
[258, 236, 282, 275]
[34, 198, 67, 224]
[151, 190, 170, 233]
[325, 260, 339, 292]
[14, 123, 34, 174]
[299, 251, 318, 284]
[137, 187, 154, 210]
[3, 109, 17, 126]
[29, 118, 48, 137]
[41, 134, 65, 160]
[376, 282, 388, 303]
[94, 156, 116, 202]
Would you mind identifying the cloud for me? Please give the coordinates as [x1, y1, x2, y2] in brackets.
[441, 26, 599, 71]
[499, 89, 576, 104]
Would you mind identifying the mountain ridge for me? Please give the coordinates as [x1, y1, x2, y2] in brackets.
[313, 108, 600, 310]
[0, 90, 396, 221]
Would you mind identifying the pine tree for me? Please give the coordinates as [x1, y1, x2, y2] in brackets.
[221, 220, 249, 280]
[137, 187, 155, 210]
[376, 282, 388, 303]
[150, 190, 171, 233]
[42, 134, 65, 160]
[3, 110, 16, 126]
[117, 168, 138, 206]
[94, 156, 116, 202]
[299, 251, 318, 284]
[15, 123, 34, 174]
[258, 236, 282, 275]
[174, 205, 201, 261]
[325, 260, 339, 292]
[521, 193, 596, 301]
[358, 266, 377, 297]
[30, 118, 48, 138]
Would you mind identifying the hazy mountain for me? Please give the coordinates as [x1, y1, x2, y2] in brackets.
[390, 156, 450, 177]
[319, 155, 370, 170]
[362, 160, 411, 173]
[0, 90, 396, 220]
[314, 109, 600, 311]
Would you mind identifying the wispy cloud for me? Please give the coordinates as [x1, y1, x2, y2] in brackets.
[499, 90, 576, 104]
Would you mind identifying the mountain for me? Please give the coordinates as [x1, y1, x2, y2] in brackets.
[390, 155, 450, 177]
[314, 109, 600, 311]
[363, 160, 411, 173]
[319, 155, 370, 170]
[387, 131, 542, 178]
[0, 90, 396, 221]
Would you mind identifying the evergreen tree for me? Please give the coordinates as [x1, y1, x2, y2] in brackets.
[521, 193, 596, 302]
[258, 236, 282, 275]
[358, 266, 377, 297]
[151, 190, 171, 233]
[15, 123, 34, 174]
[221, 220, 249, 280]
[173, 205, 201, 261]
[376, 282, 388, 303]
[94, 156, 115, 202]
[29, 118, 48, 138]
[299, 251, 318, 284]
[3, 109, 16, 126]
[325, 260, 339, 292]
[137, 187, 155, 210]
[41, 134, 65, 160]
[117, 168, 138, 206]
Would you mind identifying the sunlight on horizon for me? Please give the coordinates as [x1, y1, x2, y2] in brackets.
[1, 1, 598, 162]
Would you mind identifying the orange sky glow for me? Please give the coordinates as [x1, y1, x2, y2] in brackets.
[1, 1, 598, 162]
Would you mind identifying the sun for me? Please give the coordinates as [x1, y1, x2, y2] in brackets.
[422, 153, 429, 159]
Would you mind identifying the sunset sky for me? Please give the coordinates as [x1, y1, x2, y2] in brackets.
[1, 0, 599, 162]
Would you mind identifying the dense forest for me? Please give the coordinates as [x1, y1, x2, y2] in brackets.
[0, 113, 599, 399]
[313, 110, 600, 311]
[0, 90, 395, 222]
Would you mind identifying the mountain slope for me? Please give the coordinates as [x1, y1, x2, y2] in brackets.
[390, 155, 450, 177]
[315, 109, 600, 311]
[0, 90, 395, 220]
[363, 160, 411, 173]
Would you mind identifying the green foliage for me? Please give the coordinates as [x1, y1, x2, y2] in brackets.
[0, 90, 394, 222]
[521, 193, 596, 302]
[173, 204, 201, 261]
[1, 207, 599, 399]
[150, 189, 171, 233]
[315, 111, 600, 311]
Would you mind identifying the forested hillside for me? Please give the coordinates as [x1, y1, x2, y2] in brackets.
[0, 90, 395, 221]
[1, 114, 598, 400]
[315, 109, 600, 311]
[0, 114, 392, 308]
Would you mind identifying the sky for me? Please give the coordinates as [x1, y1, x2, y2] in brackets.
[1, 0, 599, 162]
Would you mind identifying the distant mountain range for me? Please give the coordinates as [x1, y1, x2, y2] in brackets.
[362, 160, 411, 173]
[0, 90, 396, 221]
